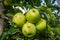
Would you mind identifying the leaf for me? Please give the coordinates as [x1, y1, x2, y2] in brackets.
[25, 0, 41, 6]
[38, 6, 56, 21]
[6, 13, 13, 18]
[52, 0, 56, 4]
[53, 27, 60, 34]
[45, 0, 48, 4]
[0, 27, 19, 40]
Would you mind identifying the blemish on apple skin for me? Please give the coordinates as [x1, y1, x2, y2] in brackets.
[24, 30, 32, 36]
[24, 30, 27, 34]
[27, 25, 30, 28]
[15, 16, 22, 21]
[33, 10, 35, 13]
[27, 33, 32, 36]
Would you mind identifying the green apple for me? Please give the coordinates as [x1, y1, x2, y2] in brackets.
[4, 0, 13, 6]
[12, 12, 26, 27]
[26, 8, 40, 24]
[22, 23, 36, 37]
[36, 19, 46, 31]
[4, 0, 7, 6]
[4, 0, 10, 6]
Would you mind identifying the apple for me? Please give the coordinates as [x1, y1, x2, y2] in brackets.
[36, 19, 46, 32]
[4, 0, 11, 6]
[12, 12, 26, 27]
[26, 8, 40, 24]
[22, 23, 36, 37]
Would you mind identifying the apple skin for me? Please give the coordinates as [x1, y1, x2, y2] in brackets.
[26, 8, 40, 24]
[4, 0, 7, 6]
[12, 12, 26, 27]
[4, 0, 11, 6]
[22, 23, 36, 37]
[36, 19, 46, 32]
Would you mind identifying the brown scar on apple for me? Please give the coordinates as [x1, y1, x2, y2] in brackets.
[33, 10, 36, 13]
[24, 30, 27, 34]
[26, 25, 30, 28]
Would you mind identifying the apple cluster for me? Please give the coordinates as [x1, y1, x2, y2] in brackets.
[12, 8, 46, 37]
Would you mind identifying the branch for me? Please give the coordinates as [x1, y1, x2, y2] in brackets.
[0, 1, 4, 36]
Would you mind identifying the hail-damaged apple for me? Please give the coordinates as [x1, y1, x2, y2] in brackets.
[26, 8, 40, 24]
[22, 23, 36, 37]
[12, 12, 26, 27]
[36, 19, 46, 32]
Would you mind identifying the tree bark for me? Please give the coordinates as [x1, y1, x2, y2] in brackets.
[58, 0, 60, 16]
[0, 1, 4, 36]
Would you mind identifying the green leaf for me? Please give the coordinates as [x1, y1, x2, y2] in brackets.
[45, 0, 48, 4]
[6, 13, 13, 18]
[53, 27, 60, 34]
[0, 27, 19, 40]
[52, 0, 56, 4]
[38, 6, 56, 21]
